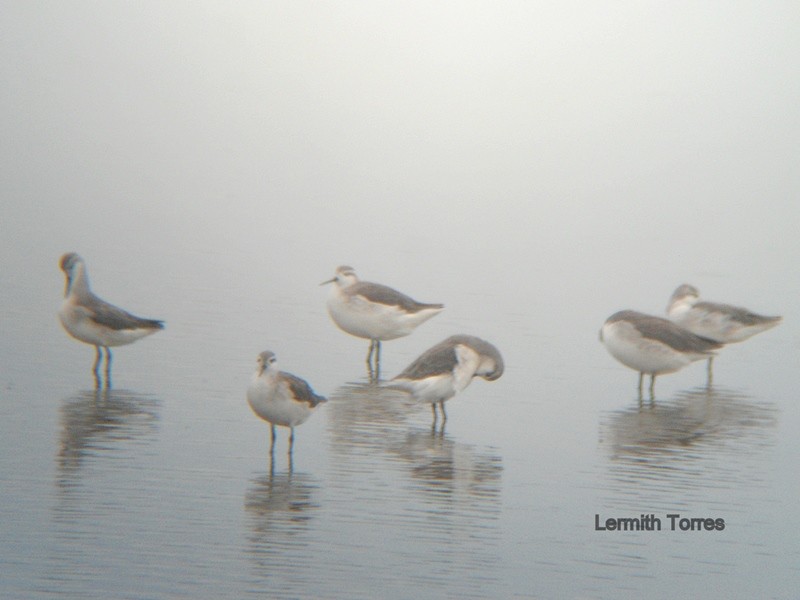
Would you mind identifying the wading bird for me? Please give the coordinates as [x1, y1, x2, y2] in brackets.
[322, 266, 443, 379]
[389, 335, 504, 428]
[667, 284, 782, 382]
[58, 253, 164, 387]
[600, 310, 721, 398]
[246, 350, 327, 456]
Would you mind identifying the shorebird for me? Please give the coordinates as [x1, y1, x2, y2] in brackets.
[58, 252, 164, 386]
[246, 350, 327, 454]
[321, 266, 444, 379]
[388, 335, 504, 427]
[667, 284, 782, 380]
[600, 310, 721, 397]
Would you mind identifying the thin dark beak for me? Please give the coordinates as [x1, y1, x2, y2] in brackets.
[320, 277, 336, 286]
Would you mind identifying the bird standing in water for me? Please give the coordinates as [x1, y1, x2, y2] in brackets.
[667, 284, 782, 383]
[600, 310, 721, 399]
[246, 350, 327, 457]
[322, 266, 444, 380]
[58, 252, 164, 387]
[389, 335, 504, 429]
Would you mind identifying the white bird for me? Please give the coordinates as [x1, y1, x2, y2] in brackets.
[321, 266, 444, 378]
[58, 252, 164, 386]
[667, 284, 782, 382]
[388, 335, 504, 427]
[600, 310, 721, 397]
[246, 350, 327, 454]
[667, 284, 782, 342]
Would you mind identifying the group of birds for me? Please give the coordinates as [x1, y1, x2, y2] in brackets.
[57, 254, 505, 453]
[600, 284, 782, 397]
[58, 252, 783, 450]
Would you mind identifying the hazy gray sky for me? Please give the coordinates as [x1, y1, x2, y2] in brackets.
[2, 2, 798, 294]
[1, 8, 797, 598]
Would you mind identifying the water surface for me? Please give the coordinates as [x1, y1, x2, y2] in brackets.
[2, 3, 799, 598]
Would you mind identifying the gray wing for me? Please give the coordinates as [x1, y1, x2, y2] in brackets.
[395, 340, 459, 380]
[695, 301, 781, 327]
[350, 281, 443, 313]
[283, 372, 327, 407]
[86, 296, 164, 331]
[632, 314, 721, 353]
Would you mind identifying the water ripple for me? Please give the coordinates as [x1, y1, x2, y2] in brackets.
[319, 381, 505, 598]
[599, 385, 778, 498]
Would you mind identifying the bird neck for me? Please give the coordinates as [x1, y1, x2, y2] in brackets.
[668, 295, 697, 314]
[66, 263, 92, 300]
[261, 367, 280, 383]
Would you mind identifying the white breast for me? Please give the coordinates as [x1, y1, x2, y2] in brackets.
[246, 374, 313, 428]
[601, 320, 703, 375]
[58, 299, 158, 347]
[327, 289, 437, 340]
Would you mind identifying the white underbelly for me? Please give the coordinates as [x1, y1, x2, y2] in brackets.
[397, 374, 459, 404]
[327, 295, 436, 340]
[246, 381, 312, 428]
[59, 304, 157, 347]
[602, 321, 703, 375]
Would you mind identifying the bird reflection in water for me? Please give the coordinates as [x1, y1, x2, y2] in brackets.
[323, 381, 504, 593]
[389, 428, 503, 503]
[54, 387, 160, 529]
[57, 388, 160, 481]
[600, 386, 777, 488]
[243, 470, 321, 579]
[326, 381, 417, 456]
[327, 381, 503, 503]
[244, 470, 320, 532]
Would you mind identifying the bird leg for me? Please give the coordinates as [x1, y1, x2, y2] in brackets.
[92, 346, 102, 388]
[706, 357, 714, 388]
[366, 340, 376, 380]
[270, 424, 276, 453]
[431, 402, 447, 433]
[104, 347, 113, 389]
[366, 340, 382, 382]
[648, 374, 656, 400]
[288, 427, 295, 455]
[268, 445, 275, 476]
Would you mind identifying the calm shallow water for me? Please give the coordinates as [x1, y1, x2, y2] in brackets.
[3, 3, 800, 597]
[1, 235, 798, 599]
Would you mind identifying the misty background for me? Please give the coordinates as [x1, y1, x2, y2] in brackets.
[3, 2, 797, 291]
[1, 3, 798, 598]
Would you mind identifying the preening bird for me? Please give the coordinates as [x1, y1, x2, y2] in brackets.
[389, 334, 504, 426]
[58, 252, 164, 386]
